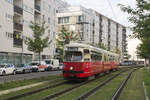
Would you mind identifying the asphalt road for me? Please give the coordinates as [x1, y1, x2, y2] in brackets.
[0, 71, 62, 83]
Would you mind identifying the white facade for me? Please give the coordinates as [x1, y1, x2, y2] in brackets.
[56, 6, 126, 60]
[0, 0, 56, 64]
[56, 0, 70, 12]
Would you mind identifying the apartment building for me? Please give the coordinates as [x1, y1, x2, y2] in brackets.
[0, 0, 56, 64]
[56, 6, 126, 60]
[56, 0, 70, 12]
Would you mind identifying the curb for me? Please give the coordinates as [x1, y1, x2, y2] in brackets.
[143, 81, 149, 100]
[0, 81, 50, 96]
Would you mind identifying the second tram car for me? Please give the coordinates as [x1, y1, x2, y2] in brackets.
[63, 42, 119, 80]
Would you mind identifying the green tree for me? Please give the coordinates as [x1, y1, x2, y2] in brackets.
[113, 47, 121, 55]
[97, 43, 108, 50]
[25, 22, 51, 63]
[56, 26, 79, 62]
[119, 0, 150, 69]
[136, 39, 150, 65]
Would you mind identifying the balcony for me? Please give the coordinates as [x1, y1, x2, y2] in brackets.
[14, 5, 23, 15]
[13, 33, 23, 48]
[14, 23, 23, 32]
[35, 4, 40, 11]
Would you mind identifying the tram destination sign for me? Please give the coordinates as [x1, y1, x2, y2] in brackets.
[67, 47, 78, 51]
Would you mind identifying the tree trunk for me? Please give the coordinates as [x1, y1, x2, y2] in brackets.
[39, 52, 41, 65]
[144, 58, 146, 67]
[149, 58, 150, 71]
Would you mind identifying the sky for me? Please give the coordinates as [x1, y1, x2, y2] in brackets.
[64, 0, 140, 60]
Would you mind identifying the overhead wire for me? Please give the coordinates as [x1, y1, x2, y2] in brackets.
[106, 0, 117, 20]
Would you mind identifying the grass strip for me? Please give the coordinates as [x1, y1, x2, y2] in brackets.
[142, 68, 150, 99]
[87, 70, 131, 100]
[0, 75, 61, 91]
[19, 83, 74, 100]
[0, 78, 64, 100]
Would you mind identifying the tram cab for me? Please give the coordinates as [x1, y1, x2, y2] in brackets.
[63, 42, 119, 80]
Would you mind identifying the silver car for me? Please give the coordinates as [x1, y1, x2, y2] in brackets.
[16, 64, 32, 74]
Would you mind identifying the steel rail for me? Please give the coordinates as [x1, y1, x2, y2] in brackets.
[2, 78, 64, 100]
[75, 69, 131, 100]
[111, 68, 139, 100]
[41, 68, 130, 100]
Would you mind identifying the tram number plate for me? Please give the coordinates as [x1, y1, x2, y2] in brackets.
[70, 74, 75, 77]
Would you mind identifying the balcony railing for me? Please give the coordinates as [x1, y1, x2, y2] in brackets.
[35, 4, 40, 11]
[14, 23, 23, 31]
[13, 33, 23, 48]
[14, 5, 23, 15]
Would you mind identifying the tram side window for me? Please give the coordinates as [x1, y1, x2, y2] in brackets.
[84, 49, 90, 61]
[91, 51, 102, 61]
[109, 56, 115, 61]
[104, 54, 108, 61]
[84, 49, 89, 54]
[109, 55, 112, 61]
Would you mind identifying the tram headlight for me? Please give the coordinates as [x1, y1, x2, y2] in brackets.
[70, 66, 73, 70]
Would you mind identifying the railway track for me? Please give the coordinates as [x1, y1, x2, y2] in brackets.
[75, 67, 140, 100]
[1, 67, 137, 100]
[40, 68, 132, 100]
[111, 68, 138, 100]
[2, 78, 65, 100]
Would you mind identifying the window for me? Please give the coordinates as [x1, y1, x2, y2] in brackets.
[43, 1, 46, 10]
[45, 60, 51, 64]
[42, 15, 45, 22]
[48, 5, 51, 12]
[6, 0, 13, 4]
[6, 32, 13, 39]
[58, 17, 69, 24]
[64, 51, 82, 62]
[109, 55, 115, 61]
[23, 4, 33, 14]
[84, 49, 89, 54]
[91, 51, 102, 61]
[6, 13, 13, 21]
[78, 16, 83, 22]
[104, 54, 107, 61]
[58, 17, 63, 24]
[64, 17, 69, 23]
[84, 49, 90, 61]
[48, 18, 50, 24]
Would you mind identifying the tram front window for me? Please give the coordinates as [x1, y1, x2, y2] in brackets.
[64, 51, 82, 62]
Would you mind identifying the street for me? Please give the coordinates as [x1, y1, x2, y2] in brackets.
[0, 71, 62, 83]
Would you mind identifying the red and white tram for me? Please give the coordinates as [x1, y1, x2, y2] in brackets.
[63, 42, 120, 80]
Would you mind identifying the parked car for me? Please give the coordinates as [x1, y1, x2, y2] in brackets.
[0, 64, 16, 76]
[30, 61, 47, 72]
[16, 64, 32, 73]
[30, 62, 39, 72]
[44, 59, 59, 71]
